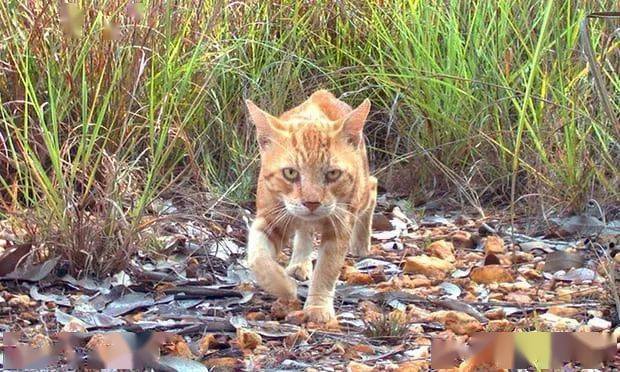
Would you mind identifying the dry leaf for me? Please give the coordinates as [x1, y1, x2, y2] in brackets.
[164, 335, 195, 359]
[470, 265, 514, 284]
[427, 240, 455, 262]
[484, 308, 505, 320]
[485, 319, 515, 332]
[404, 255, 454, 279]
[236, 328, 262, 351]
[8, 294, 35, 308]
[543, 251, 584, 272]
[271, 298, 302, 319]
[483, 235, 505, 254]
[505, 292, 532, 304]
[284, 328, 310, 348]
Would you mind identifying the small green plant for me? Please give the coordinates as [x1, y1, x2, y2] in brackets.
[364, 310, 412, 341]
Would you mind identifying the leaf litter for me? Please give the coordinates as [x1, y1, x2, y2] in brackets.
[0, 200, 618, 370]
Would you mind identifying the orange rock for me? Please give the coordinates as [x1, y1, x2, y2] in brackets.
[451, 231, 475, 249]
[347, 361, 374, 372]
[284, 310, 307, 325]
[485, 319, 515, 332]
[470, 265, 514, 284]
[484, 308, 506, 320]
[245, 311, 266, 321]
[430, 311, 482, 335]
[404, 255, 454, 279]
[484, 236, 505, 254]
[396, 360, 429, 371]
[203, 357, 240, 368]
[351, 344, 375, 354]
[427, 240, 455, 262]
[346, 272, 374, 285]
[547, 306, 580, 318]
[505, 292, 532, 304]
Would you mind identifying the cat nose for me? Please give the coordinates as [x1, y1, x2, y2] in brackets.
[302, 201, 321, 212]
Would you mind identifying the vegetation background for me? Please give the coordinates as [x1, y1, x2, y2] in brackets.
[0, 1, 618, 275]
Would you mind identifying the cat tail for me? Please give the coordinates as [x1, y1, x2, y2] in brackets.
[247, 220, 297, 299]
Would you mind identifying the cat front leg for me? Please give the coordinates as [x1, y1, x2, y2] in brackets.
[286, 229, 313, 281]
[304, 225, 348, 323]
[350, 176, 377, 257]
[247, 218, 297, 300]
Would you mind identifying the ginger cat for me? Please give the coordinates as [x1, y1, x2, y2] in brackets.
[245, 90, 377, 323]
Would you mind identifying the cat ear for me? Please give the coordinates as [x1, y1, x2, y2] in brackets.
[245, 100, 289, 149]
[336, 98, 370, 146]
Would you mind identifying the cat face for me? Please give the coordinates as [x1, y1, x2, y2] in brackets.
[246, 94, 370, 221]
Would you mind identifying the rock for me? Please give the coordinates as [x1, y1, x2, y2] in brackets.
[203, 357, 240, 369]
[486, 319, 515, 332]
[470, 265, 514, 284]
[547, 306, 580, 318]
[236, 328, 262, 351]
[404, 255, 454, 279]
[61, 319, 87, 333]
[505, 293, 532, 304]
[483, 236, 505, 254]
[347, 361, 374, 372]
[451, 231, 475, 249]
[556, 288, 573, 301]
[284, 310, 307, 325]
[430, 310, 482, 335]
[539, 312, 580, 331]
[427, 240, 455, 262]
[484, 308, 505, 320]
[407, 305, 432, 322]
[346, 272, 374, 285]
[587, 317, 611, 331]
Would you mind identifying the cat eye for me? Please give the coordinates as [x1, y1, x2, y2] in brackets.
[282, 167, 299, 181]
[325, 169, 342, 182]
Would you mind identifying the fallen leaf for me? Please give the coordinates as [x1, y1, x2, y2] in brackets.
[505, 292, 532, 304]
[284, 310, 307, 325]
[483, 253, 501, 265]
[372, 213, 392, 231]
[0, 243, 30, 275]
[60, 319, 87, 333]
[483, 236, 505, 254]
[236, 328, 262, 351]
[427, 240, 455, 262]
[202, 357, 240, 369]
[404, 255, 454, 279]
[271, 298, 302, 320]
[538, 312, 580, 331]
[284, 328, 310, 347]
[164, 335, 195, 359]
[8, 294, 35, 308]
[159, 356, 209, 372]
[470, 265, 514, 284]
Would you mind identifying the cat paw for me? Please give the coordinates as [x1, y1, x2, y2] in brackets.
[304, 305, 336, 323]
[285, 261, 312, 281]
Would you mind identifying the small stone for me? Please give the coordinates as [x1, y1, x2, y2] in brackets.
[484, 236, 505, 254]
[484, 308, 505, 320]
[427, 240, 455, 262]
[430, 310, 482, 335]
[404, 255, 454, 279]
[505, 292, 532, 304]
[347, 361, 373, 372]
[451, 231, 474, 249]
[486, 319, 515, 332]
[587, 317, 611, 331]
[470, 265, 514, 284]
[61, 319, 87, 333]
[346, 272, 374, 285]
[547, 306, 580, 318]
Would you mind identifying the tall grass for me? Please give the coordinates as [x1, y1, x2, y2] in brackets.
[0, 1, 617, 275]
